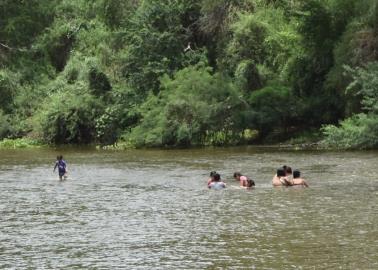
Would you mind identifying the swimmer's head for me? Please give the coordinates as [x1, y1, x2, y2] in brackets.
[293, 170, 301, 178]
[246, 179, 255, 187]
[213, 173, 221, 182]
[277, 168, 286, 177]
[285, 166, 292, 175]
[210, 171, 217, 177]
[233, 172, 242, 180]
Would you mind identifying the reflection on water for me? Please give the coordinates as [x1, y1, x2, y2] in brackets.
[0, 147, 377, 269]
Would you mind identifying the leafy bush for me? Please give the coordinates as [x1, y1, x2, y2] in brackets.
[118, 0, 196, 95]
[88, 66, 112, 96]
[123, 65, 246, 147]
[248, 84, 296, 138]
[0, 69, 18, 113]
[0, 138, 43, 149]
[346, 62, 378, 113]
[1, 0, 378, 148]
[322, 114, 378, 149]
[0, 0, 56, 47]
[222, 7, 301, 91]
[36, 85, 104, 144]
[322, 62, 378, 149]
[0, 110, 11, 139]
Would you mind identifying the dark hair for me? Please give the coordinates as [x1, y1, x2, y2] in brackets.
[293, 170, 301, 178]
[57, 155, 63, 160]
[285, 166, 292, 174]
[246, 179, 255, 187]
[213, 173, 221, 181]
[282, 165, 287, 171]
[233, 172, 242, 178]
[210, 171, 217, 177]
[277, 168, 286, 177]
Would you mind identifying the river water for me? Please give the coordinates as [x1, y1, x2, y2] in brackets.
[0, 147, 377, 269]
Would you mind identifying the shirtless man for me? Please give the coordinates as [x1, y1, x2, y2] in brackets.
[272, 168, 292, 186]
[284, 166, 293, 181]
[292, 170, 309, 187]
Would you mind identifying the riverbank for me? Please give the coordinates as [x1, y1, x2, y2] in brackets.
[0, 138, 323, 151]
[0, 138, 46, 149]
[0, 129, 363, 151]
[0, 129, 324, 151]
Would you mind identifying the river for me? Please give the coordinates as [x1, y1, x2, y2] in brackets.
[0, 147, 377, 269]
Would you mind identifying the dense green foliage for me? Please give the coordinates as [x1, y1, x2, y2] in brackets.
[322, 63, 378, 149]
[0, 0, 377, 148]
[124, 65, 249, 147]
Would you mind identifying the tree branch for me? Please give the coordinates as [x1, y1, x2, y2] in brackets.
[0, 42, 13, 50]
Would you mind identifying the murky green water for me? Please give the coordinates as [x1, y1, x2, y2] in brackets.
[0, 147, 377, 269]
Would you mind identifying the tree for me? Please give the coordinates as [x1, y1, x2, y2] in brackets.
[124, 65, 245, 147]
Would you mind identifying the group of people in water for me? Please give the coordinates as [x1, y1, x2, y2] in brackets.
[207, 165, 308, 190]
[207, 171, 255, 190]
[272, 165, 308, 187]
[53, 155, 308, 189]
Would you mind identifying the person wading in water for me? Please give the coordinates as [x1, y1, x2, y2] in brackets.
[53, 155, 67, 180]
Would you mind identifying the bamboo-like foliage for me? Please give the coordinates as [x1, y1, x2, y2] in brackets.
[0, 0, 377, 148]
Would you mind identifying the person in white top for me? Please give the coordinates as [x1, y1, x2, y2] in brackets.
[208, 173, 226, 190]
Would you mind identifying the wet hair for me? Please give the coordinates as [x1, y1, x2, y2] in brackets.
[210, 171, 217, 177]
[213, 173, 221, 181]
[277, 168, 286, 177]
[57, 155, 63, 160]
[293, 170, 301, 179]
[285, 166, 292, 174]
[282, 165, 287, 171]
[233, 172, 242, 178]
[246, 179, 255, 187]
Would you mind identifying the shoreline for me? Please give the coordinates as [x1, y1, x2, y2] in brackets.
[0, 137, 369, 151]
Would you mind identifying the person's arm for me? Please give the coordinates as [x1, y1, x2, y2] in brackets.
[272, 175, 280, 186]
[240, 176, 247, 187]
[207, 178, 212, 185]
[303, 179, 309, 187]
[283, 176, 293, 186]
[53, 161, 58, 172]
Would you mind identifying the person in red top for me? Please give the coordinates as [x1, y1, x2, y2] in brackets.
[233, 172, 255, 188]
